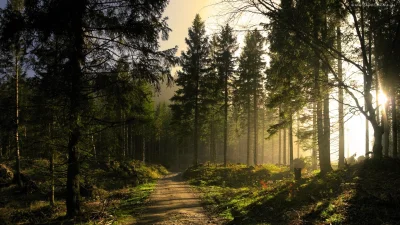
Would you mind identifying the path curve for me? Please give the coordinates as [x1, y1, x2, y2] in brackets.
[134, 173, 223, 225]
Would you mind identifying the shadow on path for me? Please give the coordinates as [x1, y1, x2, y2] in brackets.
[133, 173, 222, 225]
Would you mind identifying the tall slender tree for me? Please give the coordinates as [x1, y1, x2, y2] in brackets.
[170, 14, 209, 166]
[337, 26, 345, 167]
[235, 29, 265, 166]
[5, 0, 25, 189]
[215, 24, 238, 166]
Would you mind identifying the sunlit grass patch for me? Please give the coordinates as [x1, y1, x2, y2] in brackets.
[110, 182, 156, 224]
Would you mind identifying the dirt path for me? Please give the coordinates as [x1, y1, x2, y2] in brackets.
[134, 173, 223, 225]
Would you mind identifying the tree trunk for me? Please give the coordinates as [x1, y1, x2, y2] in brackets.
[289, 115, 293, 170]
[382, 102, 389, 156]
[321, 0, 332, 174]
[337, 26, 345, 168]
[296, 113, 300, 158]
[315, 55, 324, 173]
[210, 119, 216, 162]
[322, 77, 332, 173]
[66, 0, 86, 217]
[49, 124, 55, 206]
[271, 134, 274, 163]
[279, 107, 282, 165]
[283, 127, 286, 165]
[193, 72, 199, 166]
[92, 135, 96, 161]
[223, 71, 228, 166]
[372, 124, 384, 159]
[142, 135, 146, 164]
[391, 89, 397, 158]
[253, 84, 258, 166]
[262, 108, 265, 164]
[366, 107, 370, 156]
[66, 129, 81, 217]
[128, 123, 132, 159]
[247, 94, 251, 166]
[14, 48, 22, 188]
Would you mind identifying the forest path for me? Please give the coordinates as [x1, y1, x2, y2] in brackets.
[134, 172, 223, 225]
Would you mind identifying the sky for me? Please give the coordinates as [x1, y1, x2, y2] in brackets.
[155, 0, 218, 103]
[160, 0, 215, 54]
[156, 0, 265, 103]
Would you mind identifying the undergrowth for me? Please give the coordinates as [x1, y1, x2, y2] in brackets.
[184, 160, 400, 225]
[0, 159, 167, 225]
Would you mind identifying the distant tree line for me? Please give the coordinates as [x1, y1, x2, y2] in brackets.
[171, 0, 400, 174]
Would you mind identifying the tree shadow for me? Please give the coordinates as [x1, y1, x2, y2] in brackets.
[225, 168, 356, 225]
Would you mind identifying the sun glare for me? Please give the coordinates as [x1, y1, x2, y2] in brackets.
[378, 90, 388, 105]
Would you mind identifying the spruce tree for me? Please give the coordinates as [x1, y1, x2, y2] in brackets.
[170, 14, 210, 166]
[235, 29, 265, 166]
[215, 24, 238, 166]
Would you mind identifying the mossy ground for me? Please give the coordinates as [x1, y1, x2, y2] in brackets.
[0, 159, 168, 224]
[183, 159, 400, 225]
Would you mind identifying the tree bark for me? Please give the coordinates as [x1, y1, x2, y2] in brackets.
[14, 48, 22, 188]
[247, 94, 251, 166]
[366, 106, 370, 156]
[271, 134, 274, 163]
[49, 124, 55, 206]
[262, 108, 265, 164]
[193, 65, 199, 166]
[316, 57, 325, 172]
[383, 102, 389, 156]
[312, 102, 317, 169]
[283, 127, 286, 165]
[223, 70, 228, 166]
[289, 115, 293, 170]
[337, 26, 345, 168]
[142, 134, 146, 164]
[392, 91, 398, 158]
[279, 107, 282, 165]
[321, 0, 332, 174]
[66, 129, 81, 217]
[210, 119, 216, 162]
[253, 80, 258, 166]
[66, 0, 86, 217]
[296, 113, 300, 158]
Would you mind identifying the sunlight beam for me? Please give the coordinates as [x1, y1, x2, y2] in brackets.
[378, 90, 388, 106]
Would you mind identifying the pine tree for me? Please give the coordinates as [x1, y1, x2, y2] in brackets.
[235, 29, 265, 166]
[170, 14, 209, 166]
[215, 24, 238, 166]
[0, 0, 25, 188]
[265, 0, 314, 170]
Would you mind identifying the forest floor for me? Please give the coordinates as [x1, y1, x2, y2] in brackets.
[134, 172, 225, 225]
[0, 159, 168, 224]
[183, 160, 400, 225]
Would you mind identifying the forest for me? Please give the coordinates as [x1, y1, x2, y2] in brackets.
[0, 0, 399, 224]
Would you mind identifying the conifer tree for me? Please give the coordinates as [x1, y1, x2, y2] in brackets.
[235, 29, 265, 166]
[170, 14, 209, 166]
[215, 24, 238, 166]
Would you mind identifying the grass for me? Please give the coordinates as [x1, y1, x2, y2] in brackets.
[109, 183, 156, 224]
[0, 159, 168, 224]
[184, 159, 400, 225]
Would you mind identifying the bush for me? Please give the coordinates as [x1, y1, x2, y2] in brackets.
[0, 164, 13, 187]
